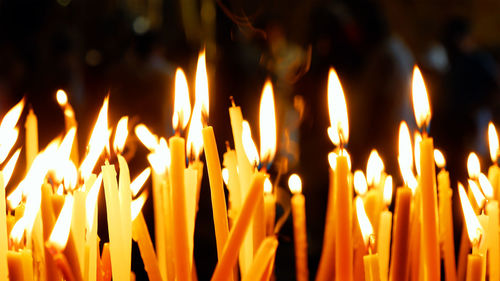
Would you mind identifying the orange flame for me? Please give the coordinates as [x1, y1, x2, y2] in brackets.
[131, 167, 151, 197]
[328, 149, 352, 171]
[2, 148, 20, 187]
[259, 80, 277, 166]
[366, 149, 384, 186]
[242, 120, 259, 168]
[434, 149, 445, 169]
[186, 106, 204, 160]
[354, 170, 368, 196]
[288, 174, 302, 194]
[327, 68, 349, 145]
[222, 168, 229, 185]
[458, 182, 483, 245]
[398, 121, 417, 191]
[195, 49, 209, 117]
[49, 194, 74, 251]
[488, 122, 499, 163]
[85, 174, 102, 229]
[0, 98, 24, 133]
[131, 191, 148, 221]
[467, 152, 481, 179]
[173, 68, 191, 131]
[135, 124, 159, 152]
[56, 90, 68, 107]
[114, 116, 129, 154]
[384, 176, 393, 206]
[478, 173, 494, 200]
[411, 66, 431, 129]
[468, 179, 485, 209]
[414, 131, 422, 175]
[355, 196, 374, 248]
[264, 177, 273, 194]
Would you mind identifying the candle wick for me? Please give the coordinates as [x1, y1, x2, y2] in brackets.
[367, 234, 376, 254]
[229, 96, 236, 107]
[225, 141, 231, 152]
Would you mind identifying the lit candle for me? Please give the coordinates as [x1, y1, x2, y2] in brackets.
[479, 173, 500, 281]
[117, 155, 132, 279]
[411, 66, 440, 281]
[223, 147, 242, 223]
[25, 107, 38, 169]
[56, 89, 79, 164]
[0, 173, 7, 281]
[355, 197, 380, 281]
[241, 236, 279, 281]
[458, 183, 486, 281]
[264, 178, 275, 236]
[366, 149, 385, 232]
[377, 176, 392, 281]
[434, 149, 457, 281]
[85, 174, 102, 281]
[289, 174, 308, 281]
[487, 122, 499, 198]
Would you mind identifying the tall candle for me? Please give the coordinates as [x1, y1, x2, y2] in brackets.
[85, 175, 101, 281]
[289, 174, 309, 281]
[0, 173, 7, 281]
[223, 148, 242, 220]
[389, 187, 411, 281]
[335, 154, 353, 281]
[25, 107, 38, 169]
[7, 249, 34, 281]
[117, 155, 132, 279]
[41, 183, 62, 281]
[364, 254, 381, 281]
[377, 176, 392, 281]
[263, 179, 275, 236]
[150, 165, 168, 280]
[487, 122, 499, 198]
[72, 190, 86, 269]
[241, 236, 279, 281]
[185, 167, 198, 262]
[466, 254, 484, 281]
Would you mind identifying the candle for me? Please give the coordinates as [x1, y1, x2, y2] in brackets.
[389, 187, 411, 281]
[41, 182, 63, 281]
[56, 89, 79, 164]
[223, 147, 242, 222]
[289, 174, 309, 281]
[241, 236, 279, 281]
[264, 178, 275, 236]
[117, 155, 132, 279]
[85, 174, 102, 281]
[101, 243, 111, 281]
[355, 197, 380, 281]
[0, 173, 7, 281]
[210, 172, 267, 281]
[25, 107, 38, 169]
[377, 176, 392, 281]
[7, 249, 34, 281]
[479, 173, 500, 281]
[487, 122, 499, 197]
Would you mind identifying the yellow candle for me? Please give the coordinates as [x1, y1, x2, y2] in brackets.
[389, 187, 411, 281]
[85, 175, 102, 281]
[7, 249, 33, 281]
[185, 167, 198, 261]
[489, 165, 500, 199]
[169, 135, 191, 281]
[377, 176, 392, 281]
[241, 236, 279, 281]
[202, 125, 230, 258]
[263, 179, 275, 236]
[364, 254, 381, 281]
[210, 172, 267, 281]
[72, 190, 86, 270]
[487, 122, 499, 198]
[0, 173, 7, 281]
[41, 183, 62, 281]
[485, 200, 499, 281]
[25, 107, 38, 169]
[149, 165, 168, 280]
[335, 154, 353, 281]
[466, 254, 484, 281]
[223, 148, 242, 221]
[117, 155, 132, 279]
[289, 174, 308, 281]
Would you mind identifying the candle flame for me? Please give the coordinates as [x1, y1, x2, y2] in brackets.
[328, 150, 352, 171]
[411, 66, 431, 129]
[80, 97, 109, 180]
[398, 121, 417, 191]
[186, 105, 204, 160]
[242, 120, 259, 168]
[2, 148, 20, 187]
[147, 138, 170, 174]
[21, 188, 42, 237]
[0, 98, 24, 133]
[467, 152, 481, 179]
[468, 179, 485, 209]
[135, 124, 159, 152]
[327, 68, 349, 145]
[85, 174, 102, 229]
[264, 177, 273, 194]
[49, 194, 74, 251]
[355, 196, 374, 248]
[62, 160, 78, 191]
[434, 149, 446, 169]
[114, 116, 129, 154]
[366, 149, 384, 186]
[458, 182, 483, 245]
[195, 49, 209, 118]
[0, 128, 18, 165]
[56, 90, 68, 106]
[131, 167, 151, 197]
[414, 131, 422, 175]
[10, 217, 26, 245]
[383, 175, 393, 206]
[259, 80, 277, 166]
[173, 68, 191, 131]
[354, 170, 368, 196]
[59, 127, 76, 160]
[488, 122, 499, 163]
[222, 168, 229, 185]
[478, 173, 494, 200]
[288, 173, 302, 194]
[131, 191, 148, 221]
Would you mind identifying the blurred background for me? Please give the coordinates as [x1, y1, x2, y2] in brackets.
[1, 0, 500, 279]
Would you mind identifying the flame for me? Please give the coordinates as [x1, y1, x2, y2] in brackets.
[10, 217, 26, 245]
[288, 174, 302, 194]
[59, 127, 76, 160]
[56, 90, 68, 106]
[131, 167, 151, 197]
[135, 124, 159, 152]
[85, 174, 102, 229]
[354, 170, 368, 196]
[0, 98, 24, 133]
[147, 138, 170, 174]
[327, 68, 349, 145]
[478, 173, 494, 199]
[50, 128, 76, 183]
[222, 168, 229, 185]
[49, 194, 74, 251]
[259, 80, 277, 166]
[80, 97, 109, 180]
[264, 177, 273, 194]
[186, 105, 204, 160]
[355, 197, 374, 247]
[195, 49, 209, 117]
[411, 66, 431, 129]
[0, 128, 19, 165]
[22, 188, 42, 236]
[328, 150, 352, 171]
[242, 120, 259, 167]
[414, 131, 422, 175]
[398, 121, 417, 191]
[434, 149, 446, 169]
[131, 191, 148, 221]
[383, 176, 393, 206]
[2, 148, 20, 187]
[468, 179, 485, 209]
[458, 183, 483, 245]
[114, 116, 129, 154]
[488, 122, 499, 163]
[366, 149, 384, 186]
[173, 68, 191, 131]
[467, 152, 481, 179]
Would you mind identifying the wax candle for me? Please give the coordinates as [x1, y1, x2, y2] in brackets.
[72, 190, 86, 270]
[41, 182, 62, 281]
[389, 187, 411, 281]
[85, 175, 102, 281]
[210, 172, 267, 281]
[466, 254, 484, 281]
[487, 122, 499, 198]
[223, 147, 242, 222]
[264, 178, 275, 236]
[479, 173, 500, 281]
[25, 107, 38, 169]
[7, 249, 34, 281]
[289, 174, 309, 281]
[335, 154, 353, 281]
[117, 155, 132, 279]
[377, 176, 392, 281]
[241, 236, 279, 281]
[0, 173, 7, 281]
[355, 197, 380, 281]
[56, 89, 79, 164]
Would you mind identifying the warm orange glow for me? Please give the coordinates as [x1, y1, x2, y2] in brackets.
[411, 66, 431, 129]
[131, 167, 151, 197]
[80, 97, 109, 180]
[195, 49, 209, 117]
[468, 179, 485, 209]
[383, 175, 393, 206]
[49, 194, 74, 251]
[59, 127, 76, 161]
[21, 188, 42, 236]
[288, 173, 302, 194]
[434, 149, 445, 169]
[186, 105, 204, 160]
[135, 124, 159, 152]
[327, 68, 349, 145]
[0, 98, 24, 133]
[114, 116, 129, 154]
[173, 68, 191, 131]
[355, 196, 374, 248]
[259, 80, 277, 165]
[353, 170, 368, 196]
[242, 120, 259, 167]
[131, 191, 148, 221]
[56, 89, 68, 106]
[222, 168, 229, 185]
[85, 174, 102, 229]
[414, 131, 422, 175]
[398, 121, 417, 191]
[62, 161, 78, 191]
[264, 177, 273, 194]
[0, 128, 19, 165]
[10, 217, 26, 245]
[488, 122, 499, 163]
[328, 149, 352, 171]
[467, 152, 481, 179]
[458, 183, 483, 245]
[479, 173, 494, 200]
[2, 148, 20, 187]
[366, 149, 384, 186]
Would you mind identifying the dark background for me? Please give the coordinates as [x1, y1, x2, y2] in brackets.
[1, 0, 500, 280]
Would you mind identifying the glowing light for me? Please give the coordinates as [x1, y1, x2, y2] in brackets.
[48, 194, 74, 251]
[398, 121, 417, 192]
[0, 98, 24, 134]
[173, 68, 191, 131]
[327, 68, 349, 145]
[411, 66, 431, 129]
[366, 149, 384, 186]
[354, 170, 368, 196]
[135, 124, 159, 152]
[328, 150, 351, 171]
[468, 179, 485, 209]
[131, 168, 151, 197]
[288, 174, 302, 194]
[0, 129, 18, 165]
[131, 191, 148, 221]
[414, 131, 422, 175]
[56, 90, 68, 106]
[355, 197, 374, 248]
[383, 175, 393, 206]
[2, 148, 20, 187]
[479, 173, 494, 200]
[114, 116, 129, 154]
[195, 49, 209, 117]
[264, 178, 273, 194]
[434, 149, 445, 169]
[458, 183, 483, 245]
[242, 120, 259, 168]
[259, 80, 277, 166]
[85, 174, 102, 229]
[467, 152, 481, 179]
[222, 168, 229, 185]
[488, 122, 499, 163]
[186, 106, 204, 160]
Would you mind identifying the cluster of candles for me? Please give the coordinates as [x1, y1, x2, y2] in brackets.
[0, 48, 498, 281]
